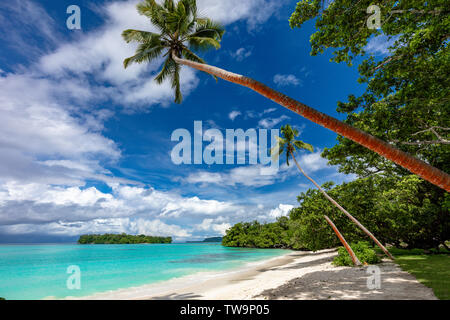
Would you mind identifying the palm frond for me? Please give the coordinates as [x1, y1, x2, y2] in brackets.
[294, 140, 314, 152]
[123, 43, 164, 68]
[137, 0, 167, 32]
[122, 29, 162, 44]
[189, 19, 225, 42]
[181, 48, 205, 63]
[188, 36, 221, 51]
[154, 56, 176, 84]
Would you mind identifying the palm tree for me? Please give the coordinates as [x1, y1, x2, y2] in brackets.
[272, 124, 394, 260]
[122, 0, 450, 191]
[122, 0, 224, 104]
[324, 215, 361, 266]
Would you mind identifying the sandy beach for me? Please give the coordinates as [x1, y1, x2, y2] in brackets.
[74, 248, 437, 300]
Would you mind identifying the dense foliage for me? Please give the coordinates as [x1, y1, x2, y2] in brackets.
[222, 220, 290, 249]
[241, 0, 450, 253]
[333, 241, 381, 266]
[78, 233, 172, 244]
[223, 175, 449, 251]
[289, 0, 449, 197]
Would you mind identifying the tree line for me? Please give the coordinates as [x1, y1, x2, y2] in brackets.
[222, 175, 449, 251]
[78, 233, 172, 244]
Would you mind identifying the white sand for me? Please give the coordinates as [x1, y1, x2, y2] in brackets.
[72, 248, 437, 300]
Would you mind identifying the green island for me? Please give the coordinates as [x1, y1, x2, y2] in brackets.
[78, 233, 172, 244]
[187, 237, 223, 243]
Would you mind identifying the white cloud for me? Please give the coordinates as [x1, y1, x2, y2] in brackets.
[262, 108, 277, 115]
[0, 0, 307, 241]
[128, 219, 191, 238]
[273, 74, 301, 87]
[365, 35, 398, 56]
[298, 150, 330, 172]
[229, 110, 242, 121]
[184, 150, 333, 189]
[258, 115, 290, 128]
[196, 218, 231, 236]
[197, 0, 284, 30]
[0, 182, 236, 240]
[0, 73, 121, 186]
[0, 0, 60, 59]
[231, 47, 252, 61]
[268, 204, 294, 219]
[1, 218, 191, 239]
[185, 165, 283, 188]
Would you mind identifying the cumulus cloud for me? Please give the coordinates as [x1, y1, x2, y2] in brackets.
[365, 35, 397, 56]
[0, 0, 303, 241]
[185, 164, 285, 188]
[0, 218, 191, 239]
[273, 74, 302, 87]
[196, 218, 231, 236]
[0, 182, 235, 239]
[231, 47, 252, 61]
[197, 0, 284, 30]
[268, 204, 294, 219]
[0, 0, 61, 60]
[184, 150, 333, 189]
[228, 111, 242, 121]
[258, 115, 290, 128]
[298, 149, 330, 172]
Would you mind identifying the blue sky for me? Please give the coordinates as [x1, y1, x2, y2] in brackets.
[0, 0, 387, 242]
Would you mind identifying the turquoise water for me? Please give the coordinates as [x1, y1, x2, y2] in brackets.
[0, 243, 288, 300]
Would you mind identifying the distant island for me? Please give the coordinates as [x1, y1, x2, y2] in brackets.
[187, 237, 223, 243]
[78, 233, 172, 244]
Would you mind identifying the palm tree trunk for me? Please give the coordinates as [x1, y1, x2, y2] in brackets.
[289, 151, 395, 260]
[324, 215, 362, 266]
[171, 52, 450, 192]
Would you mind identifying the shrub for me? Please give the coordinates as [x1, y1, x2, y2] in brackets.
[333, 241, 381, 267]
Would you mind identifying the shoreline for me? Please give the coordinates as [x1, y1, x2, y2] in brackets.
[67, 247, 437, 300]
[63, 249, 294, 300]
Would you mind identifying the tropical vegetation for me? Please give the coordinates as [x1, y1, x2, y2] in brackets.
[290, 0, 450, 187]
[272, 124, 392, 261]
[78, 233, 172, 244]
[332, 242, 381, 267]
[222, 174, 450, 251]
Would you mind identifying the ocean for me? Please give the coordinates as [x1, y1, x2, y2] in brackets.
[0, 243, 288, 300]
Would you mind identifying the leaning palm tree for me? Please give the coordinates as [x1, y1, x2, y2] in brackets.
[272, 124, 394, 260]
[324, 215, 361, 266]
[122, 0, 450, 191]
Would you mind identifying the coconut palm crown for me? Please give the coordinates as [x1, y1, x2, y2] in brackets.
[272, 124, 314, 166]
[122, 0, 225, 103]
